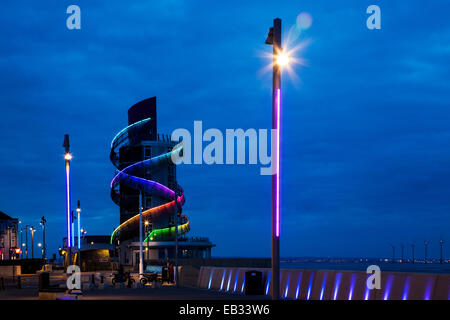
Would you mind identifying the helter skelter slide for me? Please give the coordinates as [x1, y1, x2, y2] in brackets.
[109, 117, 190, 244]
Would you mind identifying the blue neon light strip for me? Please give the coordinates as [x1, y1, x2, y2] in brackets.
[65, 162, 71, 247]
[295, 272, 302, 299]
[284, 272, 291, 298]
[348, 274, 357, 300]
[319, 272, 328, 300]
[383, 275, 394, 300]
[333, 273, 342, 300]
[266, 271, 271, 295]
[110, 117, 151, 148]
[306, 273, 314, 300]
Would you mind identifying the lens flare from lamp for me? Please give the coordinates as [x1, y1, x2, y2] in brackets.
[276, 53, 290, 67]
[296, 12, 313, 30]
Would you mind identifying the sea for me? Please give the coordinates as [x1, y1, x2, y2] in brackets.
[280, 259, 450, 274]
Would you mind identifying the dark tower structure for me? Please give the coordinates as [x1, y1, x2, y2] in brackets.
[110, 97, 214, 264]
[118, 97, 159, 225]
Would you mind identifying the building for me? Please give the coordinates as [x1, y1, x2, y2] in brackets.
[61, 235, 118, 271]
[110, 97, 214, 267]
[0, 211, 19, 260]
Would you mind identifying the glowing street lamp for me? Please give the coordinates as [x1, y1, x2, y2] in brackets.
[265, 18, 288, 300]
[276, 52, 290, 67]
[63, 134, 72, 267]
[37, 243, 43, 259]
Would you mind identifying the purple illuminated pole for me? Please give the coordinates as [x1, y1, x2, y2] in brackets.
[266, 18, 282, 300]
[63, 134, 72, 267]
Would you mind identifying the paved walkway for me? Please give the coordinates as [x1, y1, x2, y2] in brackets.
[0, 285, 268, 300]
[83, 286, 267, 300]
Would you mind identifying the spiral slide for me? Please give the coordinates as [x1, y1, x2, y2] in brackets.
[109, 118, 190, 244]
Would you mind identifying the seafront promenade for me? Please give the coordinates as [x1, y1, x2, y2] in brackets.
[0, 271, 266, 300]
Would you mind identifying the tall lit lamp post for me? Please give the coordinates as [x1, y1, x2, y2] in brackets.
[19, 227, 23, 259]
[18, 221, 22, 259]
[266, 17, 288, 300]
[63, 134, 72, 267]
[139, 193, 144, 278]
[38, 243, 43, 258]
[80, 228, 86, 270]
[77, 201, 81, 250]
[77, 201, 81, 267]
[71, 210, 75, 252]
[40, 216, 46, 261]
[30, 226, 35, 259]
[25, 225, 31, 259]
[174, 188, 181, 288]
[144, 220, 150, 261]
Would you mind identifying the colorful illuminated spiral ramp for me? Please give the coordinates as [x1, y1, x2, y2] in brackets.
[109, 116, 190, 245]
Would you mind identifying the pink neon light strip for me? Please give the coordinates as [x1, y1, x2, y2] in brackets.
[276, 88, 280, 237]
[66, 163, 71, 247]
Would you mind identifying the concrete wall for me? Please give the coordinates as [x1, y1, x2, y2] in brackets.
[179, 258, 270, 268]
[0, 265, 21, 277]
[179, 265, 200, 287]
[197, 267, 450, 300]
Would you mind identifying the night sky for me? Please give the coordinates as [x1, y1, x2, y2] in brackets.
[0, 1, 449, 259]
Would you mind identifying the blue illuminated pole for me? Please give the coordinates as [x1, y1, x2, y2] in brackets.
[266, 18, 282, 300]
[71, 210, 75, 250]
[63, 134, 72, 267]
[77, 201, 81, 249]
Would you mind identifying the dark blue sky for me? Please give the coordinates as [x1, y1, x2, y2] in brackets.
[0, 1, 449, 259]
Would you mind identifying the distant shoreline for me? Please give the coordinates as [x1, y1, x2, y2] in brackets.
[280, 260, 450, 274]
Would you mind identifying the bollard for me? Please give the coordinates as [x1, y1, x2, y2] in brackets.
[17, 276, 21, 289]
[91, 274, 96, 287]
[39, 272, 50, 291]
[0, 277, 4, 290]
[127, 276, 132, 288]
[101, 275, 104, 284]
